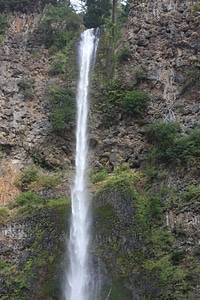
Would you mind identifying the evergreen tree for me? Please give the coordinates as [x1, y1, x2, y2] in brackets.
[83, 0, 111, 28]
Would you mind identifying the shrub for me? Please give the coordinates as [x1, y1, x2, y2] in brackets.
[0, 207, 9, 225]
[117, 47, 131, 63]
[31, 174, 61, 188]
[136, 194, 163, 236]
[122, 89, 149, 116]
[182, 67, 200, 93]
[0, 260, 12, 274]
[134, 66, 147, 85]
[171, 251, 185, 266]
[15, 166, 39, 188]
[147, 122, 200, 164]
[0, 13, 7, 34]
[172, 129, 200, 161]
[0, 34, 3, 45]
[38, 1, 82, 52]
[18, 78, 34, 100]
[146, 121, 180, 162]
[91, 167, 108, 184]
[183, 185, 200, 205]
[49, 53, 66, 76]
[15, 191, 43, 206]
[48, 86, 76, 130]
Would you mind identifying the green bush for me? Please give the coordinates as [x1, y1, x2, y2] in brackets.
[15, 191, 43, 206]
[91, 167, 108, 184]
[0, 259, 12, 274]
[171, 251, 185, 266]
[18, 78, 34, 100]
[0, 207, 9, 225]
[147, 122, 200, 164]
[122, 89, 149, 116]
[117, 47, 131, 63]
[0, 13, 7, 34]
[32, 174, 61, 188]
[133, 66, 147, 85]
[183, 185, 200, 205]
[146, 121, 180, 162]
[48, 86, 76, 130]
[49, 53, 66, 76]
[172, 129, 200, 161]
[15, 166, 39, 188]
[182, 67, 200, 93]
[38, 1, 82, 52]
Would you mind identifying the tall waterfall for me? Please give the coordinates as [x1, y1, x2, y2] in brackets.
[64, 29, 99, 300]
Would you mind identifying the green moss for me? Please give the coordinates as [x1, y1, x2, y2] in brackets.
[109, 279, 132, 299]
[92, 161, 199, 299]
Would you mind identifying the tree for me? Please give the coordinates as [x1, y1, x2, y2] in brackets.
[83, 0, 111, 28]
[112, 0, 117, 24]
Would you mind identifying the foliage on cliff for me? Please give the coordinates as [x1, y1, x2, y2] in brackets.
[92, 165, 200, 299]
[38, 0, 82, 53]
[0, 199, 70, 300]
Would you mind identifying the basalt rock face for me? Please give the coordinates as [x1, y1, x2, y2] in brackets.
[90, 0, 200, 170]
[0, 10, 75, 205]
[89, 0, 200, 298]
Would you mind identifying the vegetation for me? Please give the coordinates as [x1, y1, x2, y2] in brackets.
[0, 207, 9, 226]
[146, 121, 200, 165]
[15, 165, 61, 192]
[15, 191, 44, 206]
[30, 174, 61, 188]
[83, 0, 111, 28]
[182, 67, 200, 93]
[0, 199, 70, 299]
[122, 89, 149, 116]
[95, 79, 149, 123]
[18, 78, 34, 100]
[170, 184, 200, 210]
[48, 86, 76, 131]
[15, 166, 39, 189]
[0, 13, 7, 34]
[190, 1, 200, 13]
[49, 53, 67, 76]
[91, 166, 108, 184]
[38, 0, 82, 53]
[117, 46, 131, 63]
[93, 164, 199, 299]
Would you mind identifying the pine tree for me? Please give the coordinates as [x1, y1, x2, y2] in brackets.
[83, 0, 111, 28]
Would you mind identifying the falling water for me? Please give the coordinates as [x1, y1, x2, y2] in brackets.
[64, 29, 99, 300]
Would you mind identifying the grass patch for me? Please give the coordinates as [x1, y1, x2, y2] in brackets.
[0, 206, 9, 225]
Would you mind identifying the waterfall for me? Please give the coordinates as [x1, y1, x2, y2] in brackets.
[64, 29, 99, 300]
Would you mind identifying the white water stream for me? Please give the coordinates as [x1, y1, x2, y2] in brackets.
[64, 29, 99, 300]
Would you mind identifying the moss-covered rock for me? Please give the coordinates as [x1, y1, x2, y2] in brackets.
[0, 199, 70, 300]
